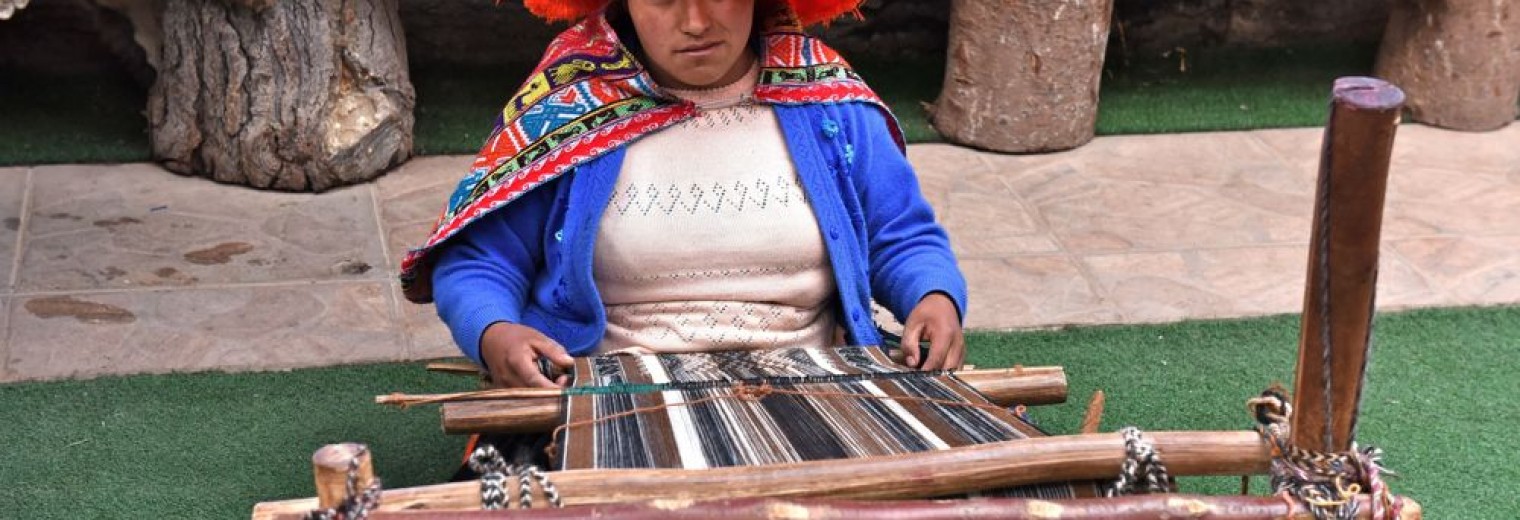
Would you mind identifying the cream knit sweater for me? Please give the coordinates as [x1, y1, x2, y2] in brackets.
[593, 64, 839, 355]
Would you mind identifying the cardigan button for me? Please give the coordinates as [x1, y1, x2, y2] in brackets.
[828, 229, 840, 240]
[554, 229, 564, 242]
[821, 119, 840, 138]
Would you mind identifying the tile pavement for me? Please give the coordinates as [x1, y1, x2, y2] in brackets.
[1, 123, 1516, 382]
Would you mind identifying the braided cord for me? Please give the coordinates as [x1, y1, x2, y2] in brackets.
[1106, 426, 1171, 497]
[468, 445, 562, 509]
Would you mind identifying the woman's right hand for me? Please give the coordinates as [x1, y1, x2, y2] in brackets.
[479, 322, 575, 388]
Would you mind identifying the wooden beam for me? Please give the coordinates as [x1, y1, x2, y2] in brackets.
[251, 430, 1269, 519]
[293, 495, 1422, 520]
[1292, 77, 1404, 453]
[436, 366, 1068, 434]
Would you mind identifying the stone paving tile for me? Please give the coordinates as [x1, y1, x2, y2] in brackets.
[374, 155, 471, 270]
[1081, 247, 1307, 324]
[1080, 244, 1445, 324]
[391, 282, 458, 360]
[18, 164, 385, 293]
[4, 282, 401, 382]
[1068, 131, 1290, 188]
[944, 171, 1062, 258]
[1388, 236, 1520, 306]
[1257, 124, 1520, 178]
[1391, 124, 1520, 175]
[1251, 126, 1520, 240]
[1250, 127, 1326, 178]
[0, 167, 27, 291]
[959, 256, 1120, 330]
[1007, 158, 1311, 253]
[1384, 166, 1520, 238]
[908, 143, 992, 212]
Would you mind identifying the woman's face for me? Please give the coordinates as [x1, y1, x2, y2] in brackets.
[626, 0, 757, 90]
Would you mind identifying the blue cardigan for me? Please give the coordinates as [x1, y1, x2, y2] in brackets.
[432, 102, 967, 363]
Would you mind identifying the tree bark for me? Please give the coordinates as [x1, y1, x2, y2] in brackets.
[1374, 0, 1520, 131]
[148, 0, 414, 191]
[932, 0, 1114, 152]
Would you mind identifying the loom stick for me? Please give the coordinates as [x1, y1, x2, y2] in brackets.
[1292, 77, 1404, 454]
[288, 495, 1422, 520]
[436, 366, 1069, 434]
[251, 430, 1270, 518]
[312, 443, 374, 510]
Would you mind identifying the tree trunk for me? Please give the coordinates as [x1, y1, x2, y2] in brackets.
[1374, 0, 1520, 131]
[148, 0, 414, 191]
[932, 0, 1113, 153]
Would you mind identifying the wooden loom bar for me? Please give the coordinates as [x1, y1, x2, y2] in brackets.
[1292, 77, 1405, 454]
[331, 495, 1422, 520]
[251, 430, 1269, 518]
[438, 366, 1069, 434]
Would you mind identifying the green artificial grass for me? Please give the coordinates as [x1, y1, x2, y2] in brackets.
[1096, 44, 1379, 135]
[0, 41, 1399, 166]
[3, 306, 1517, 518]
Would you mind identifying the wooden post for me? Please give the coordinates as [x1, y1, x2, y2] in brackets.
[931, 0, 1114, 152]
[1291, 77, 1404, 454]
[313, 443, 374, 510]
[1374, 0, 1520, 131]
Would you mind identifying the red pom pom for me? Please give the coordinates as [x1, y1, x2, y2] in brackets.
[789, 0, 862, 26]
[516, 0, 863, 26]
[522, 0, 608, 22]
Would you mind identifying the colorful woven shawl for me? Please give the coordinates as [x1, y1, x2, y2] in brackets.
[399, 7, 901, 303]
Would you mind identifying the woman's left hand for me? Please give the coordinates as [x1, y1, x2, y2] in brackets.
[901, 293, 965, 370]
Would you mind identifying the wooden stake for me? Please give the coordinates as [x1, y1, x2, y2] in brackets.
[434, 366, 1068, 434]
[1080, 390, 1106, 434]
[1292, 77, 1404, 453]
[312, 443, 374, 510]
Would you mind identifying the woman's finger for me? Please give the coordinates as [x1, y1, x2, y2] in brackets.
[921, 324, 952, 370]
[947, 332, 966, 370]
[510, 345, 558, 388]
[901, 321, 924, 368]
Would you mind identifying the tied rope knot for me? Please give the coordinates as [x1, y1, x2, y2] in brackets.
[733, 381, 776, 401]
[1246, 387, 1401, 520]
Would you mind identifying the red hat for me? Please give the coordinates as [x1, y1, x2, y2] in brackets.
[522, 0, 863, 26]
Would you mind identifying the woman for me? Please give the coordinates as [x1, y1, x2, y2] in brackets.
[400, 0, 967, 390]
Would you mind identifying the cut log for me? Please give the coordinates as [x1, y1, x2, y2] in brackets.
[433, 366, 1069, 434]
[1291, 77, 1403, 453]
[932, 0, 1114, 152]
[149, 0, 414, 191]
[1374, 0, 1520, 131]
[251, 430, 1272, 518]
